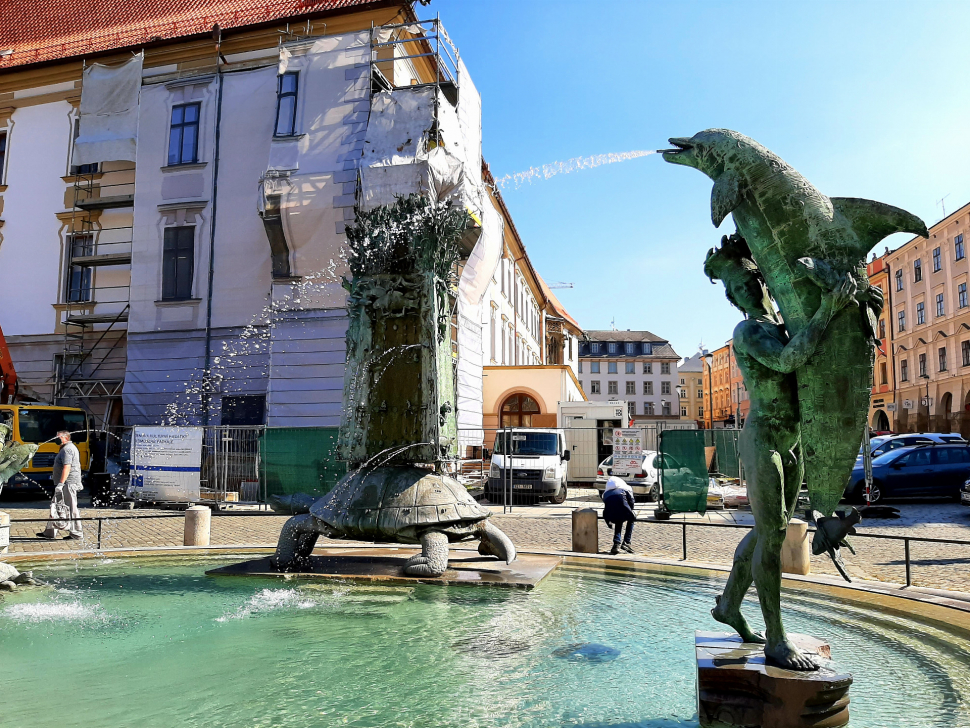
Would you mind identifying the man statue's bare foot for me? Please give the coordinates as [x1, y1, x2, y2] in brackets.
[711, 595, 766, 644]
[764, 638, 819, 671]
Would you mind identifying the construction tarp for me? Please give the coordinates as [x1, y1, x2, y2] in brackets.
[659, 429, 709, 514]
[73, 52, 143, 165]
[261, 427, 346, 498]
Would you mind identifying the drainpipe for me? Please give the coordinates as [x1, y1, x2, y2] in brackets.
[201, 49, 225, 426]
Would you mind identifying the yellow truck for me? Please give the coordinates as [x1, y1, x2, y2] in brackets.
[0, 404, 91, 493]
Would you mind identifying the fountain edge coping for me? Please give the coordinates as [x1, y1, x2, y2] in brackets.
[5, 544, 970, 637]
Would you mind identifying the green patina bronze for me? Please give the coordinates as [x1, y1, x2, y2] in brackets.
[0, 423, 36, 486]
[664, 130, 928, 671]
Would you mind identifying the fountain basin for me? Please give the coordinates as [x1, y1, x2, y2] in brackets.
[1, 550, 968, 727]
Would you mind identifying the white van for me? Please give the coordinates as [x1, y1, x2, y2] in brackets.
[486, 428, 571, 503]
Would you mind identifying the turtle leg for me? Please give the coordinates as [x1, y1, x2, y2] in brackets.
[13, 572, 39, 586]
[477, 520, 516, 564]
[272, 513, 322, 572]
[0, 580, 16, 592]
[404, 531, 450, 577]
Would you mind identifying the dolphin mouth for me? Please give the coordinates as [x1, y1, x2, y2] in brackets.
[658, 138, 692, 155]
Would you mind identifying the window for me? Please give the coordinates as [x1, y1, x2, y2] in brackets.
[608, 381, 618, 395]
[880, 362, 887, 385]
[879, 318, 886, 339]
[489, 309, 496, 362]
[934, 447, 970, 465]
[933, 247, 941, 272]
[697, 388, 703, 398]
[162, 226, 195, 300]
[895, 269, 903, 291]
[957, 234, 966, 261]
[643, 363, 652, 374]
[919, 353, 926, 377]
[900, 359, 908, 381]
[221, 395, 266, 426]
[698, 406, 704, 418]
[168, 103, 200, 165]
[625, 342, 636, 355]
[961, 283, 968, 309]
[625, 381, 636, 395]
[661, 381, 671, 395]
[66, 233, 93, 302]
[607, 343, 618, 354]
[662, 401, 671, 416]
[0, 131, 5, 182]
[591, 343, 601, 354]
[916, 302, 924, 325]
[937, 293, 945, 317]
[644, 401, 655, 415]
[590, 381, 601, 394]
[964, 341, 970, 368]
[643, 381, 653, 395]
[625, 362, 635, 374]
[642, 342, 653, 355]
[681, 406, 688, 417]
[590, 362, 600, 374]
[627, 402, 636, 419]
[608, 362, 617, 374]
[661, 362, 671, 375]
[679, 387, 687, 398]
[914, 259, 922, 282]
[939, 346, 947, 372]
[578, 361, 583, 374]
[500, 393, 541, 428]
[898, 310, 906, 332]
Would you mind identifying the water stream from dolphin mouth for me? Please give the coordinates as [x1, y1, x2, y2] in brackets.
[2, 555, 969, 728]
[495, 150, 657, 190]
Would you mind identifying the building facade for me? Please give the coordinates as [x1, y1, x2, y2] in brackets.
[0, 0, 582, 453]
[703, 343, 735, 428]
[577, 331, 680, 421]
[677, 353, 704, 425]
[888, 201, 970, 436]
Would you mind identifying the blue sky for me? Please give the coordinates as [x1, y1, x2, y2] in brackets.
[432, 0, 970, 359]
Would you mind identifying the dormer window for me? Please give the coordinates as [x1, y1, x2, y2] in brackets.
[591, 343, 601, 354]
[607, 343, 618, 354]
[625, 342, 636, 354]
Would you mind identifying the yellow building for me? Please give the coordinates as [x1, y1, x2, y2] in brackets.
[677, 353, 705, 425]
[888, 201, 970, 435]
[867, 255, 894, 431]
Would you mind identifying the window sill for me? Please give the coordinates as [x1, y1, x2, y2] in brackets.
[155, 298, 202, 306]
[272, 134, 306, 141]
[161, 162, 207, 172]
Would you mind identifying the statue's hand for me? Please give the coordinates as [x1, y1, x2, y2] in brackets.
[824, 275, 858, 312]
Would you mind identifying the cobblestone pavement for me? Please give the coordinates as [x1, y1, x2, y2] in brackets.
[3, 491, 970, 593]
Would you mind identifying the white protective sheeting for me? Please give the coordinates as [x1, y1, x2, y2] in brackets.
[73, 52, 143, 165]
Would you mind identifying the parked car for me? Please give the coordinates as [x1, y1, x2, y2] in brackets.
[594, 451, 663, 502]
[960, 478, 970, 507]
[845, 443, 970, 503]
[858, 433, 966, 464]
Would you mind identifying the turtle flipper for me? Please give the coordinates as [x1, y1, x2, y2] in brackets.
[272, 513, 322, 572]
[477, 520, 516, 564]
[404, 531, 449, 577]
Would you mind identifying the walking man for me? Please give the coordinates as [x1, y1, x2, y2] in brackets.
[38, 430, 84, 540]
[602, 475, 636, 555]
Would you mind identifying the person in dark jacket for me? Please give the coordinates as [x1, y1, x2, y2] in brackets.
[602, 475, 636, 555]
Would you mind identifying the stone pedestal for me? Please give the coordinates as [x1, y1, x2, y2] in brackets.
[184, 506, 211, 546]
[781, 518, 810, 576]
[571, 508, 598, 553]
[0, 511, 8, 555]
[696, 631, 851, 728]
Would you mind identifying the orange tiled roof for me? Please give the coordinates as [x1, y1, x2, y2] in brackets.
[0, 0, 391, 70]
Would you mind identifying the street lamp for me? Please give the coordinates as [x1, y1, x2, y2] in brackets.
[675, 384, 684, 419]
[920, 372, 931, 432]
[702, 349, 714, 430]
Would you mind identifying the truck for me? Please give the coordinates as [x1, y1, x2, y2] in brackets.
[486, 428, 570, 504]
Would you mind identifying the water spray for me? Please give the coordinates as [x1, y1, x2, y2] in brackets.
[495, 150, 656, 190]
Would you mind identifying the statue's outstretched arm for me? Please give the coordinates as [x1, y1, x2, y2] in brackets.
[739, 277, 857, 373]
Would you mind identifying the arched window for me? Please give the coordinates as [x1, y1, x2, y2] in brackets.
[501, 393, 540, 427]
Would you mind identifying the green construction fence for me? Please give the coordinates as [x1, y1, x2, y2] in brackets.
[261, 427, 347, 499]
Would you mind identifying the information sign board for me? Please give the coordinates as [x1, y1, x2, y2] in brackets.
[612, 428, 644, 474]
[129, 426, 203, 502]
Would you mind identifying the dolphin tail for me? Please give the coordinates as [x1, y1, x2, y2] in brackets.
[831, 197, 929, 261]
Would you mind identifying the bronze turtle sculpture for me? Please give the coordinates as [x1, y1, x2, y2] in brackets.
[273, 466, 516, 576]
[0, 563, 42, 591]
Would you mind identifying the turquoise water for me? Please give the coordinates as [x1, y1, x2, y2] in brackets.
[2, 556, 969, 728]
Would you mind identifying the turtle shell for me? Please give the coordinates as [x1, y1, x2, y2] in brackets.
[0, 563, 21, 582]
[313, 466, 490, 543]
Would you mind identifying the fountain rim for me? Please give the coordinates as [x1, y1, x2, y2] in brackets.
[5, 544, 970, 638]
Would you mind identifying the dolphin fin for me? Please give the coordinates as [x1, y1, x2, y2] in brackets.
[711, 171, 744, 227]
[831, 197, 929, 259]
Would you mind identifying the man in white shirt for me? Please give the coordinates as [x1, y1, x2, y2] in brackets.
[38, 430, 84, 540]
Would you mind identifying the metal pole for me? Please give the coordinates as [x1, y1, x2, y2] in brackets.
[904, 538, 911, 586]
[863, 424, 873, 506]
[682, 522, 687, 560]
[97, 518, 102, 550]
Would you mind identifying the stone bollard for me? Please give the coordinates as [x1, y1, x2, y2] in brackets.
[781, 517, 810, 575]
[184, 506, 211, 547]
[0, 511, 8, 555]
[571, 508, 599, 554]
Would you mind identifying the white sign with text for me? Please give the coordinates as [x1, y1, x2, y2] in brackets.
[612, 428, 644, 474]
[129, 426, 203, 502]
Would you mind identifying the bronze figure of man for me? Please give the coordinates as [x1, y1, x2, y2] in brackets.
[704, 233, 855, 671]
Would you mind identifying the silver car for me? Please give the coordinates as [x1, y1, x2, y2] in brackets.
[595, 452, 659, 501]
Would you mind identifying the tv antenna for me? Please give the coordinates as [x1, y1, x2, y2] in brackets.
[938, 193, 951, 219]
